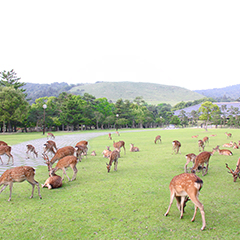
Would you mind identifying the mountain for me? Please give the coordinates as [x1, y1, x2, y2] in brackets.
[23, 81, 205, 105]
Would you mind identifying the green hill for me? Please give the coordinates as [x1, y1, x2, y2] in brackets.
[69, 81, 204, 105]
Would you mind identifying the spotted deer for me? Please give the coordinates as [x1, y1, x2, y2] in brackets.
[106, 149, 120, 173]
[113, 141, 126, 155]
[184, 153, 197, 173]
[226, 157, 240, 182]
[0, 166, 42, 201]
[172, 140, 181, 154]
[213, 145, 233, 156]
[26, 144, 38, 159]
[154, 135, 161, 144]
[47, 132, 55, 139]
[43, 140, 57, 156]
[0, 145, 14, 165]
[129, 143, 140, 152]
[42, 172, 62, 189]
[198, 140, 205, 152]
[164, 173, 206, 231]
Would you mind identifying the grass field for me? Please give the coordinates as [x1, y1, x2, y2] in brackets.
[0, 128, 239, 239]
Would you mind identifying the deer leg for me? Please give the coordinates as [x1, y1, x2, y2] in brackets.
[0, 184, 8, 195]
[71, 166, 78, 181]
[28, 180, 42, 199]
[164, 192, 175, 216]
[8, 182, 14, 201]
[184, 159, 191, 173]
[114, 160, 118, 171]
[180, 196, 186, 219]
[62, 168, 70, 181]
[203, 163, 209, 176]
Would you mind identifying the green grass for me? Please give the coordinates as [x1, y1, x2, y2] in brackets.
[0, 128, 239, 239]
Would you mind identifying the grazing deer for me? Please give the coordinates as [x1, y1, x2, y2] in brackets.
[116, 131, 120, 136]
[113, 141, 126, 155]
[233, 142, 239, 149]
[0, 166, 42, 201]
[184, 153, 197, 173]
[47, 146, 75, 168]
[172, 140, 181, 154]
[43, 154, 78, 181]
[198, 140, 205, 152]
[43, 140, 58, 156]
[108, 133, 112, 140]
[225, 132, 232, 138]
[203, 136, 209, 145]
[106, 149, 120, 173]
[0, 145, 14, 165]
[46, 140, 58, 151]
[222, 141, 233, 148]
[213, 145, 233, 156]
[129, 143, 140, 152]
[42, 172, 62, 189]
[102, 146, 112, 158]
[75, 141, 88, 161]
[26, 144, 38, 159]
[164, 173, 206, 231]
[47, 132, 55, 139]
[191, 135, 198, 138]
[226, 158, 240, 182]
[0, 141, 8, 146]
[191, 151, 213, 176]
[90, 150, 97, 156]
[154, 135, 162, 144]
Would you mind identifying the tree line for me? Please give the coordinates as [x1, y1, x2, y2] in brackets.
[1, 70, 237, 133]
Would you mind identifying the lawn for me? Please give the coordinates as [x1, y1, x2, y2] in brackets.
[0, 127, 239, 239]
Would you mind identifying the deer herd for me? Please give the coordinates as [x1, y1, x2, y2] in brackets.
[0, 130, 239, 231]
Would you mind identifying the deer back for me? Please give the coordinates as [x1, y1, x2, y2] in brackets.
[192, 151, 212, 172]
[50, 146, 75, 165]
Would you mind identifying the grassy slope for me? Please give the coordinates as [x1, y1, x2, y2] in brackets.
[0, 128, 239, 239]
[69, 82, 204, 105]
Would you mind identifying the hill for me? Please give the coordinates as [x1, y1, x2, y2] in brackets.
[23, 81, 205, 105]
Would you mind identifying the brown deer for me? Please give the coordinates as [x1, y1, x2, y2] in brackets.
[191, 151, 213, 176]
[191, 135, 199, 138]
[48, 146, 75, 168]
[42, 172, 62, 189]
[108, 133, 112, 140]
[75, 141, 88, 161]
[102, 146, 112, 158]
[26, 144, 38, 159]
[116, 131, 120, 136]
[198, 140, 205, 152]
[203, 136, 209, 145]
[0, 166, 42, 201]
[226, 158, 240, 182]
[225, 132, 232, 138]
[172, 140, 181, 154]
[43, 141, 57, 156]
[164, 173, 206, 231]
[184, 153, 197, 173]
[43, 154, 78, 181]
[47, 132, 55, 139]
[113, 140, 126, 155]
[129, 143, 140, 152]
[154, 135, 162, 144]
[233, 142, 239, 149]
[106, 149, 120, 173]
[0, 145, 14, 165]
[0, 141, 8, 146]
[213, 145, 233, 156]
[90, 150, 97, 156]
[222, 141, 233, 148]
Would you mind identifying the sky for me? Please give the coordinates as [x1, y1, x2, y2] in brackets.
[1, 1, 240, 91]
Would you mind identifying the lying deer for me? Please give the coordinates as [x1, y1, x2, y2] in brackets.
[113, 140, 126, 155]
[172, 140, 181, 154]
[164, 173, 206, 231]
[198, 140, 205, 152]
[90, 150, 97, 156]
[222, 141, 233, 148]
[154, 135, 161, 144]
[213, 145, 233, 156]
[184, 153, 197, 173]
[233, 142, 239, 149]
[0, 166, 42, 201]
[106, 149, 120, 173]
[129, 143, 140, 152]
[191, 135, 198, 138]
[102, 146, 112, 158]
[43, 154, 78, 181]
[47, 132, 55, 139]
[0, 145, 14, 165]
[42, 172, 62, 189]
[26, 144, 38, 159]
[226, 158, 240, 182]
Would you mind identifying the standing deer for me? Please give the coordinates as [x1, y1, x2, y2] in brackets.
[75, 141, 88, 161]
[43, 154, 78, 181]
[172, 140, 181, 154]
[226, 157, 240, 182]
[0, 145, 14, 165]
[113, 141, 126, 155]
[225, 132, 232, 138]
[116, 131, 120, 136]
[47, 132, 55, 139]
[184, 153, 197, 173]
[106, 149, 120, 173]
[129, 143, 140, 152]
[42, 172, 62, 189]
[164, 173, 206, 231]
[0, 166, 42, 201]
[213, 145, 233, 156]
[198, 140, 205, 152]
[108, 133, 112, 140]
[191, 151, 213, 176]
[203, 136, 209, 145]
[43, 140, 57, 156]
[26, 144, 38, 159]
[154, 135, 162, 144]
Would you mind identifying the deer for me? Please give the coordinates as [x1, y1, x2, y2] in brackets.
[116, 131, 120, 136]
[198, 140, 205, 152]
[42, 172, 62, 189]
[102, 146, 112, 158]
[0, 145, 14, 165]
[172, 140, 181, 154]
[43, 154, 78, 181]
[113, 140, 126, 155]
[233, 142, 239, 149]
[225, 132, 232, 138]
[75, 141, 88, 161]
[26, 144, 38, 159]
[184, 153, 197, 173]
[47, 132, 55, 139]
[43, 140, 58, 156]
[164, 173, 206, 231]
[191, 151, 213, 176]
[222, 141, 233, 148]
[129, 143, 140, 152]
[106, 149, 120, 173]
[108, 133, 112, 140]
[90, 150, 96, 156]
[191, 135, 199, 138]
[213, 145, 233, 156]
[47, 146, 75, 168]
[226, 158, 240, 182]
[0, 166, 42, 201]
[154, 135, 162, 144]
[203, 136, 209, 145]
[0, 141, 8, 146]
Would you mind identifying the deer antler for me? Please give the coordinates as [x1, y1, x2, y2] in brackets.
[225, 163, 235, 175]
